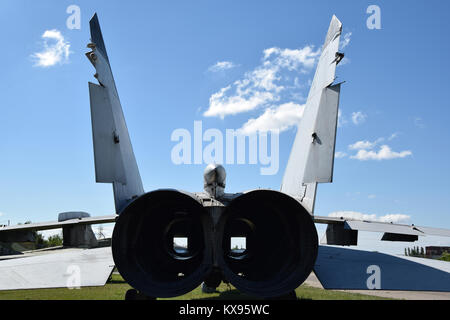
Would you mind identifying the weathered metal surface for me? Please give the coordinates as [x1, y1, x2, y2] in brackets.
[303, 84, 341, 184]
[89, 14, 109, 63]
[313, 215, 346, 224]
[314, 216, 450, 239]
[281, 16, 343, 214]
[0, 247, 114, 290]
[415, 226, 450, 237]
[0, 215, 117, 233]
[88, 13, 144, 213]
[345, 220, 424, 236]
[315, 245, 450, 291]
[89, 82, 127, 185]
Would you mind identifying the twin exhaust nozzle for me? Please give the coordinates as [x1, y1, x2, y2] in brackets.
[111, 189, 318, 298]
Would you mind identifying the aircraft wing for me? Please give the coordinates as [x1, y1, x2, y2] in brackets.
[0, 215, 116, 233]
[0, 214, 117, 291]
[314, 246, 450, 291]
[0, 247, 114, 291]
[314, 215, 450, 244]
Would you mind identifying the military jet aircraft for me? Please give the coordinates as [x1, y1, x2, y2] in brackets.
[0, 14, 449, 299]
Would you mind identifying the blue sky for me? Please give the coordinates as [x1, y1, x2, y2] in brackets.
[0, 1, 449, 254]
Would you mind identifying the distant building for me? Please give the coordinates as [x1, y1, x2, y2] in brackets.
[426, 246, 450, 258]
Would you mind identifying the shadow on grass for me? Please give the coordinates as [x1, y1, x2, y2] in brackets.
[195, 289, 309, 301]
[195, 289, 257, 300]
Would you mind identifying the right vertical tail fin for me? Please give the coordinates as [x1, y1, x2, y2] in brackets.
[280, 15, 343, 214]
[87, 14, 144, 213]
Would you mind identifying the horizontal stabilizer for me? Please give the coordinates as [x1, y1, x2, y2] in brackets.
[314, 216, 450, 240]
[314, 246, 450, 291]
[345, 220, 424, 236]
[0, 215, 116, 233]
[0, 248, 114, 291]
[413, 226, 450, 237]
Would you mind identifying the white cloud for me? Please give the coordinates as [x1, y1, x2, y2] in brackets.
[204, 85, 275, 119]
[351, 111, 367, 125]
[378, 214, 411, 223]
[368, 194, 377, 199]
[203, 45, 320, 119]
[335, 151, 347, 158]
[250, 65, 283, 91]
[388, 132, 400, 141]
[239, 102, 304, 134]
[337, 110, 348, 127]
[340, 32, 352, 50]
[328, 211, 411, 223]
[350, 145, 412, 161]
[348, 140, 377, 150]
[339, 110, 368, 127]
[208, 61, 237, 72]
[32, 29, 71, 67]
[348, 135, 412, 161]
[329, 211, 376, 221]
[263, 47, 320, 70]
[348, 138, 385, 150]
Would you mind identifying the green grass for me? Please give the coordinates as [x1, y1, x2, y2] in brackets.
[0, 274, 391, 300]
[439, 252, 450, 262]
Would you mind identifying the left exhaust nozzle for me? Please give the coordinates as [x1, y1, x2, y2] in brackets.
[112, 190, 212, 298]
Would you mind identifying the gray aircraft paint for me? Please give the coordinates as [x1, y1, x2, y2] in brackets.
[0, 247, 113, 291]
[315, 246, 450, 291]
[281, 15, 342, 214]
[88, 14, 144, 213]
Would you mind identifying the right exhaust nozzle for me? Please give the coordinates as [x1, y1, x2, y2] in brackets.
[217, 190, 318, 298]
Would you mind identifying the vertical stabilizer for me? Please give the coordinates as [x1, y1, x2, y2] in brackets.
[87, 14, 144, 213]
[281, 16, 343, 214]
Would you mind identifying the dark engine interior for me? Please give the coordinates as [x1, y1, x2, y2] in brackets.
[112, 189, 318, 298]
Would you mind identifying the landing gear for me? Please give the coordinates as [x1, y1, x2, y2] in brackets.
[125, 289, 156, 300]
[201, 269, 223, 293]
[201, 282, 218, 294]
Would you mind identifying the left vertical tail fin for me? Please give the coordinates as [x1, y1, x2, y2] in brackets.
[87, 14, 144, 213]
[281, 15, 343, 214]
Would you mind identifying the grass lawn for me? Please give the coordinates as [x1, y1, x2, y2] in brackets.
[0, 274, 391, 300]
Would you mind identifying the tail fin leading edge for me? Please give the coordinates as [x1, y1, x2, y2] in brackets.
[281, 16, 343, 214]
[87, 14, 144, 213]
